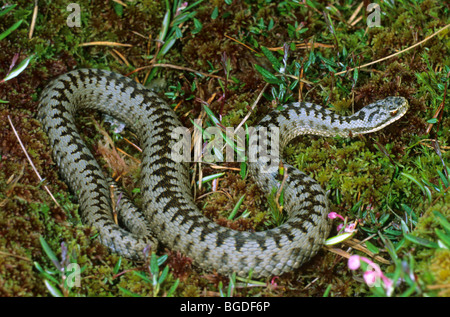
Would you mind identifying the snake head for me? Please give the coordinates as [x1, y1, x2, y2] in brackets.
[349, 96, 409, 135]
[381, 96, 409, 117]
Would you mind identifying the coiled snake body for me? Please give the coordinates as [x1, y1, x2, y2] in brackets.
[38, 69, 408, 278]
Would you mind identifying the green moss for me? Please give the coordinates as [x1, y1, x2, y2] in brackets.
[429, 250, 450, 296]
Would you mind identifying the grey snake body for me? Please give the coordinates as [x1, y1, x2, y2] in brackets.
[38, 69, 408, 278]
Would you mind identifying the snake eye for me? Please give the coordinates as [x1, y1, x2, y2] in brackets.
[390, 110, 398, 116]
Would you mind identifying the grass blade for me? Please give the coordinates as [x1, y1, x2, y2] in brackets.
[435, 229, 450, 249]
[44, 280, 63, 297]
[228, 194, 245, 220]
[433, 210, 450, 231]
[404, 233, 439, 249]
[0, 4, 17, 17]
[196, 172, 225, 186]
[39, 236, 61, 270]
[0, 19, 23, 41]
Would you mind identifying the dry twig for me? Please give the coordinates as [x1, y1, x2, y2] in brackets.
[7, 116, 62, 209]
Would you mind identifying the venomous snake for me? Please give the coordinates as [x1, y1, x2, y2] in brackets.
[38, 69, 408, 278]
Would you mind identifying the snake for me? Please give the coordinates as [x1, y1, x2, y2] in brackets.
[38, 68, 408, 278]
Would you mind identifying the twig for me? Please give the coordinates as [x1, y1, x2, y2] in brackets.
[335, 23, 450, 76]
[268, 42, 334, 51]
[110, 185, 118, 225]
[224, 34, 258, 53]
[28, 0, 38, 39]
[129, 63, 225, 80]
[7, 116, 62, 209]
[79, 41, 133, 47]
[112, 0, 127, 7]
[116, 147, 141, 164]
[347, 1, 364, 26]
[0, 250, 32, 262]
[342, 239, 391, 265]
[111, 49, 131, 67]
[234, 83, 269, 133]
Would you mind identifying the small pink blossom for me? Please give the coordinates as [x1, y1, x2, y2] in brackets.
[347, 255, 394, 296]
[363, 270, 377, 286]
[328, 212, 344, 221]
[270, 276, 279, 288]
[344, 222, 357, 233]
[348, 255, 361, 270]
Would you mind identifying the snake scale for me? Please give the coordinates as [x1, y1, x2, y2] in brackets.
[38, 69, 408, 278]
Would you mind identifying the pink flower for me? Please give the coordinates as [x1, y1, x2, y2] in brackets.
[328, 212, 345, 221]
[348, 255, 361, 270]
[363, 270, 378, 286]
[270, 276, 278, 287]
[344, 222, 357, 233]
[347, 255, 394, 296]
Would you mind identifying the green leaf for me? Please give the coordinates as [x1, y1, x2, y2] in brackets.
[401, 172, 432, 202]
[191, 18, 203, 34]
[211, 6, 218, 19]
[404, 233, 439, 248]
[433, 210, 450, 232]
[401, 203, 418, 222]
[437, 170, 449, 188]
[196, 172, 225, 186]
[39, 236, 61, 270]
[240, 162, 247, 179]
[254, 64, 283, 84]
[33, 261, 60, 285]
[305, 0, 318, 9]
[0, 19, 23, 41]
[166, 278, 180, 297]
[158, 9, 171, 41]
[352, 67, 359, 87]
[157, 254, 168, 267]
[150, 253, 159, 276]
[133, 271, 152, 283]
[379, 213, 390, 225]
[379, 233, 398, 261]
[227, 272, 236, 297]
[426, 118, 438, 124]
[435, 229, 450, 249]
[2, 55, 34, 83]
[260, 46, 282, 72]
[184, 0, 205, 12]
[113, 257, 122, 275]
[203, 104, 220, 125]
[44, 280, 63, 297]
[365, 241, 380, 254]
[112, 1, 123, 17]
[325, 232, 355, 245]
[395, 237, 406, 252]
[157, 36, 176, 58]
[171, 11, 197, 26]
[118, 286, 143, 297]
[158, 265, 169, 285]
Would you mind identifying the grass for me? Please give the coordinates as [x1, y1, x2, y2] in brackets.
[0, 0, 448, 297]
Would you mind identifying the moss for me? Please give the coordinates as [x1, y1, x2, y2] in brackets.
[429, 250, 450, 296]
[407, 194, 450, 296]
